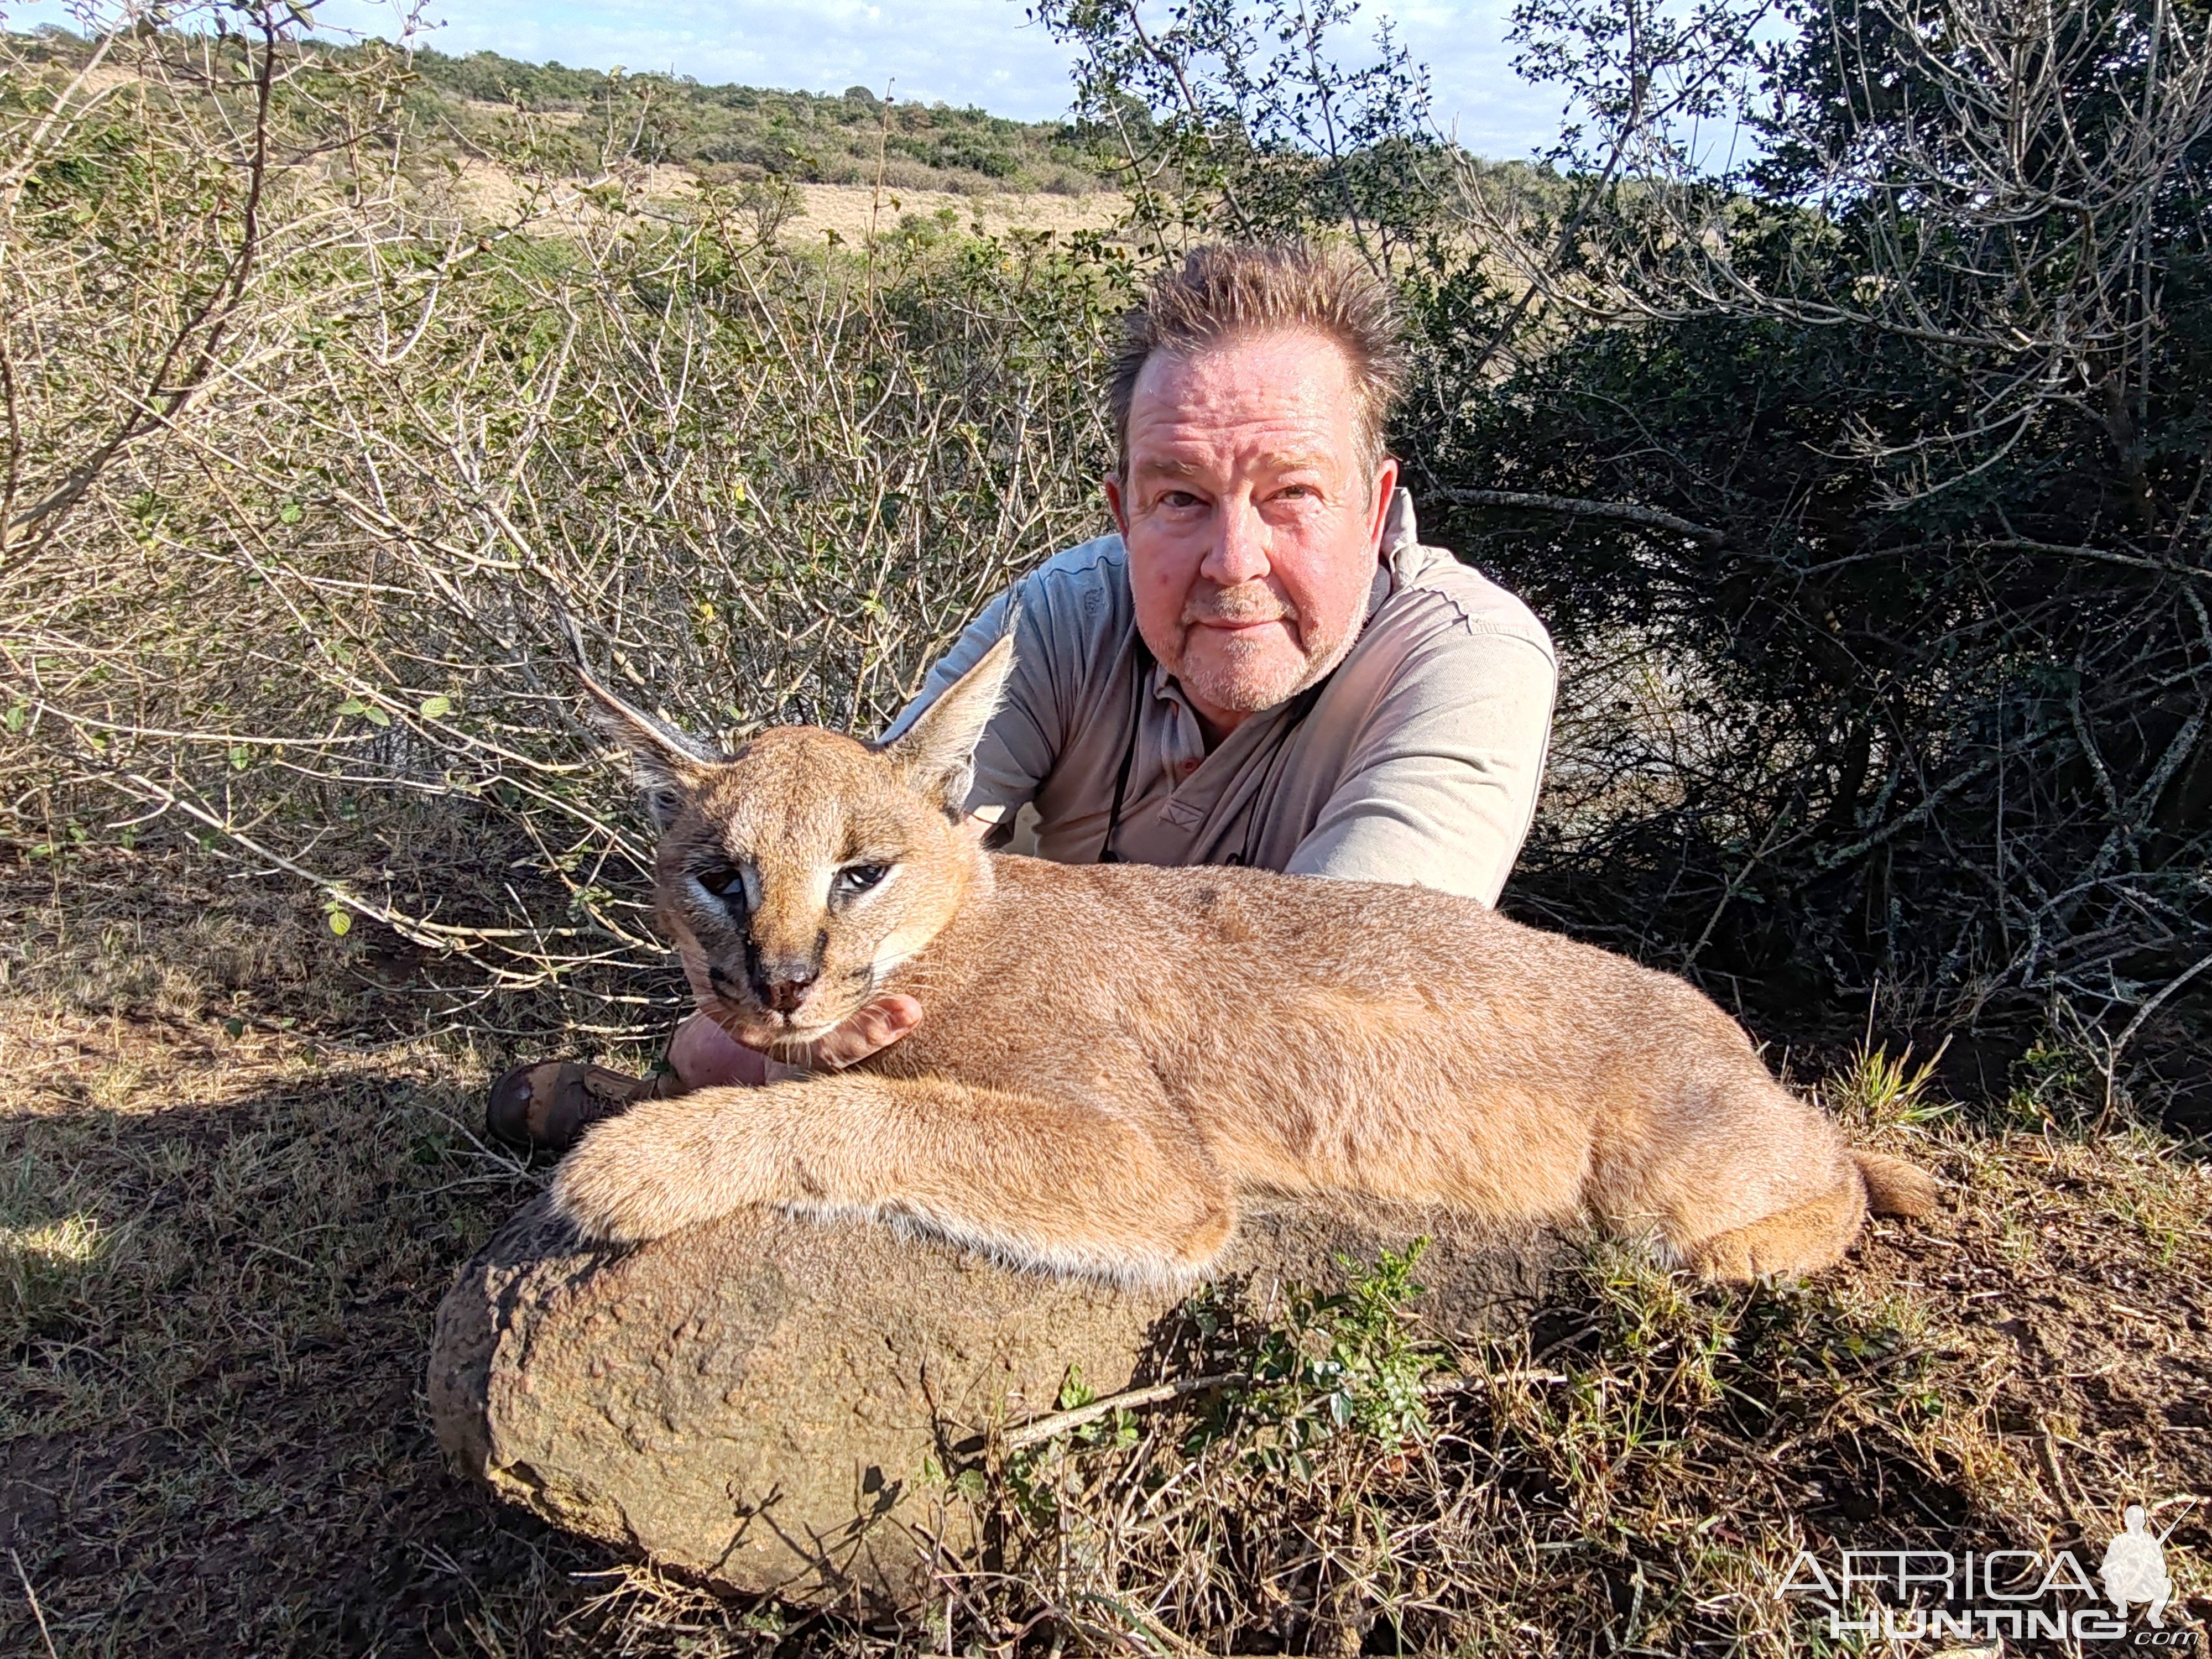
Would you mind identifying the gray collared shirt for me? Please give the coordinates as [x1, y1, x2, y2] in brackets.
[880, 489, 1557, 905]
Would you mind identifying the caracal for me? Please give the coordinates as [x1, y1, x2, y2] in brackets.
[551, 637, 1936, 1282]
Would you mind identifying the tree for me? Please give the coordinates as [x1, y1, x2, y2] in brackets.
[1031, 0, 1447, 266]
[1434, 0, 2212, 1076]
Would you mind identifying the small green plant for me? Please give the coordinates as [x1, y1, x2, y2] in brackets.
[1232, 1238, 1445, 1474]
[1822, 1042, 1951, 1128]
[2005, 1039, 2100, 1129]
[1051, 1363, 1141, 1453]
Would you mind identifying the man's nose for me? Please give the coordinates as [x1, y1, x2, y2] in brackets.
[1199, 495, 1270, 587]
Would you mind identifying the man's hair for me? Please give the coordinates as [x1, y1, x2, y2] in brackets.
[1107, 240, 1410, 481]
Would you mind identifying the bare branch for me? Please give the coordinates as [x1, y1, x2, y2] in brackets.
[1429, 486, 1726, 546]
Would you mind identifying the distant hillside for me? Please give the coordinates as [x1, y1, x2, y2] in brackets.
[7, 27, 1112, 197]
[390, 44, 1112, 197]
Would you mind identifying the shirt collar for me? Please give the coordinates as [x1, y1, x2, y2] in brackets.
[1380, 485, 1420, 559]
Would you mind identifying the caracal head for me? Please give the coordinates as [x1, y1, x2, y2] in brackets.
[580, 636, 1015, 1055]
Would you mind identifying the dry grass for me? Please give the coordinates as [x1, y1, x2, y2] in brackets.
[1, 847, 2208, 1656]
[783, 185, 1127, 243]
[451, 160, 1141, 246]
[0, 849, 586, 1654]
[450, 163, 1129, 244]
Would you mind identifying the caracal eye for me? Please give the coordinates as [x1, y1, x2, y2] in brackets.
[834, 863, 891, 898]
[695, 863, 745, 899]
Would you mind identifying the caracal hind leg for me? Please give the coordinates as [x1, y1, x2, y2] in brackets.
[549, 1070, 1234, 1281]
[1679, 1172, 1867, 1280]
[1616, 1074, 1875, 1281]
[1675, 1139, 1938, 1279]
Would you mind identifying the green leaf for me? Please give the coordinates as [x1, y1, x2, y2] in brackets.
[327, 910, 352, 936]
[337, 698, 365, 716]
[418, 695, 452, 719]
[363, 707, 390, 728]
[278, 502, 303, 524]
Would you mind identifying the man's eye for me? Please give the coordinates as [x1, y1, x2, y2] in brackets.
[835, 863, 890, 896]
[696, 864, 745, 899]
[1160, 491, 1203, 509]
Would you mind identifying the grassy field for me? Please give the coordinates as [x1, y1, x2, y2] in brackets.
[2, 847, 2207, 1655]
[445, 165, 1129, 245]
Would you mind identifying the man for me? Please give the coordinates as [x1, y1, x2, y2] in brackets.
[490, 240, 1557, 1150]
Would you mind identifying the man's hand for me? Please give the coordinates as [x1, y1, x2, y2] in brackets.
[667, 997, 924, 1089]
[790, 995, 924, 1070]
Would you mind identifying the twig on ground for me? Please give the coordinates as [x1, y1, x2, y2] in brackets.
[1003, 1373, 1245, 1450]
[9, 1550, 59, 1659]
[1000, 1366, 1571, 1450]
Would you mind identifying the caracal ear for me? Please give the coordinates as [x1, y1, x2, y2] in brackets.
[882, 633, 1015, 817]
[575, 667, 721, 828]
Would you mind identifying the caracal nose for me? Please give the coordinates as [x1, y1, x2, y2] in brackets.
[752, 962, 818, 1013]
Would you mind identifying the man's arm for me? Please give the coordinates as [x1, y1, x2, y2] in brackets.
[1284, 625, 1557, 906]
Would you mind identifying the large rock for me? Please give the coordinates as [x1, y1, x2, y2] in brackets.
[428, 1196, 1562, 1611]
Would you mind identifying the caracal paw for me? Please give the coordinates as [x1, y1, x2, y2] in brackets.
[549, 1110, 744, 1245]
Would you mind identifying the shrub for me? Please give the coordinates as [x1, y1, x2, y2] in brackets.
[1, 6, 1130, 1022]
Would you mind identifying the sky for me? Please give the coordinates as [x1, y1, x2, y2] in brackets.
[264, 0, 1567, 161]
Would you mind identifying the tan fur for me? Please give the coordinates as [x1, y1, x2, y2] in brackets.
[554, 639, 1939, 1282]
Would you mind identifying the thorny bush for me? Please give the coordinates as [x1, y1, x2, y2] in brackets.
[2, 6, 1128, 1025]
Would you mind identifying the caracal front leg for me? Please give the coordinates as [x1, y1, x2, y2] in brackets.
[549, 1072, 1235, 1281]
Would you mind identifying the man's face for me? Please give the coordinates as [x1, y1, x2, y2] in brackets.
[1104, 329, 1399, 739]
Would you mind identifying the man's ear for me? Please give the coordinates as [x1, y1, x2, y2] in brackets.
[575, 669, 720, 828]
[1366, 455, 1401, 547]
[881, 633, 1015, 817]
[1103, 469, 1131, 540]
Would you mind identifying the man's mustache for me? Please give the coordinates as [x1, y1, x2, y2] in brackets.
[1183, 584, 1298, 627]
